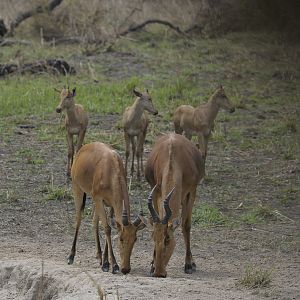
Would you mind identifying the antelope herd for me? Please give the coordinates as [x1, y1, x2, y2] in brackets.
[55, 85, 235, 277]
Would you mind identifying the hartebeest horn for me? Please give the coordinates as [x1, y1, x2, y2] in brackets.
[147, 185, 160, 224]
[162, 187, 175, 225]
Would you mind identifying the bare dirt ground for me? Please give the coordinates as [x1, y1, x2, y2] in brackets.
[0, 105, 299, 299]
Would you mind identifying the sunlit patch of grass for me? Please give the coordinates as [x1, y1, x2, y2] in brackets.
[238, 266, 271, 289]
[193, 204, 228, 226]
[15, 148, 45, 165]
[42, 184, 72, 201]
[241, 204, 279, 224]
[280, 186, 300, 207]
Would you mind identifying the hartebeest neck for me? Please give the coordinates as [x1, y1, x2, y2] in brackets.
[205, 94, 221, 126]
[65, 103, 78, 124]
[127, 98, 144, 124]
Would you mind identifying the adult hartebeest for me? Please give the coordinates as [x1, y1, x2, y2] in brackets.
[68, 142, 147, 274]
[173, 85, 235, 158]
[55, 87, 88, 176]
[123, 88, 158, 180]
[145, 133, 205, 277]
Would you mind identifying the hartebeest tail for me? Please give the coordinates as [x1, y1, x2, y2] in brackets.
[123, 88, 158, 180]
[68, 142, 148, 274]
[173, 85, 235, 158]
[145, 133, 205, 277]
[55, 86, 88, 176]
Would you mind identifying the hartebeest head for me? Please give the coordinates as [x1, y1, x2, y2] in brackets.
[214, 85, 235, 113]
[148, 186, 177, 278]
[55, 87, 76, 113]
[117, 207, 146, 274]
[133, 88, 158, 116]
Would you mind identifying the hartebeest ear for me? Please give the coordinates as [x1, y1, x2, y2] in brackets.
[72, 88, 76, 97]
[133, 88, 142, 98]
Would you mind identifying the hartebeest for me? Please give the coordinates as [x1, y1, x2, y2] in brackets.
[69, 142, 147, 274]
[145, 133, 205, 277]
[173, 85, 235, 158]
[123, 88, 158, 180]
[55, 87, 88, 176]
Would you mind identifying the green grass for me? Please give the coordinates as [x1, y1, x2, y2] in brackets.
[192, 204, 228, 226]
[241, 204, 279, 224]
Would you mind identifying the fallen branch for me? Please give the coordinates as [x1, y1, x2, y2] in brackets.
[0, 38, 32, 47]
[8, 0, 64, 35]
[119, 19, 188, 37]
[0, 59, 75, 77]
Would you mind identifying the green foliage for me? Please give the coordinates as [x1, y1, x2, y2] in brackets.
[241, 204, 278, 224]
[238, 265, 271, 289]
[193, 204, 228, 226]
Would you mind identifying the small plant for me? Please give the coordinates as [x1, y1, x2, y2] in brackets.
[238, 266, 271, 288]
[241, 204, 278, 224]
[193, 204, 227, 226]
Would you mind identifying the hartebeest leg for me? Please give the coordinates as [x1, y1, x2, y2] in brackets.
[68, 187, 86, 264]
[197, 134, 206, 158]
[182, 190, 196, 274]
[92, 208, 102, 266]
[150, 249, 156, 276]
[76, 129, 86, 153]
[124, 132, 130, 177]
[140, 127, 147, 176]
[136, 132, 144, 180]
[130, 136, 136, 176]
[66, 133, 74, 176]
[94, 199, 119, 274]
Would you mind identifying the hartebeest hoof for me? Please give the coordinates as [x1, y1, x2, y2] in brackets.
[112, 264, 120, 274]
[184, 262, 196, 274]
[121, 267, 131, 275]
[67, 255, 75, 265]
[102, 261, 110, 272]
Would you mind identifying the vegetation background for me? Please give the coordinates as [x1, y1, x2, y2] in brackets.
[0, 1, 299, 299]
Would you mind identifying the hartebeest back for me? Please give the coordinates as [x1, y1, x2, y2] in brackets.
[145, 133, 205, 277]
[55, 87, 88, 176]
[123, 88, 158, 180]
[173, 85, 235, 158]
[69, 142, 147, 274]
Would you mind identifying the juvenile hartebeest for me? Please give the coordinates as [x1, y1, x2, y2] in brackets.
[123, 88, 158, 180]
[173, 85, 235, 158]
[145, 133, 205, 277]
[69, 142, 147, 274]
[55, 87, 88, 176]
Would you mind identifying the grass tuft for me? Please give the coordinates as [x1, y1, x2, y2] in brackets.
[238, 266, 271, 289]
[193, 204, 228, 226]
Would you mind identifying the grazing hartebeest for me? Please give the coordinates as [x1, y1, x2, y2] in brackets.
[123, 88, 158, 180]
[145, 133, 205, 277]
[55, 87, 88, 176]
[173, 85, 235, 158]
[69, 142, 147, 274]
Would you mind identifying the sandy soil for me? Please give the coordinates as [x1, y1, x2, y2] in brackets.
[0, 109, 299, 300]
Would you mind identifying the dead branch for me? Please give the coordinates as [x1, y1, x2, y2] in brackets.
[118, 19, 188, 37]
[0, 38, 32, 47]
[0, 59, 75, 77]
[8, 0, 64, 35]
